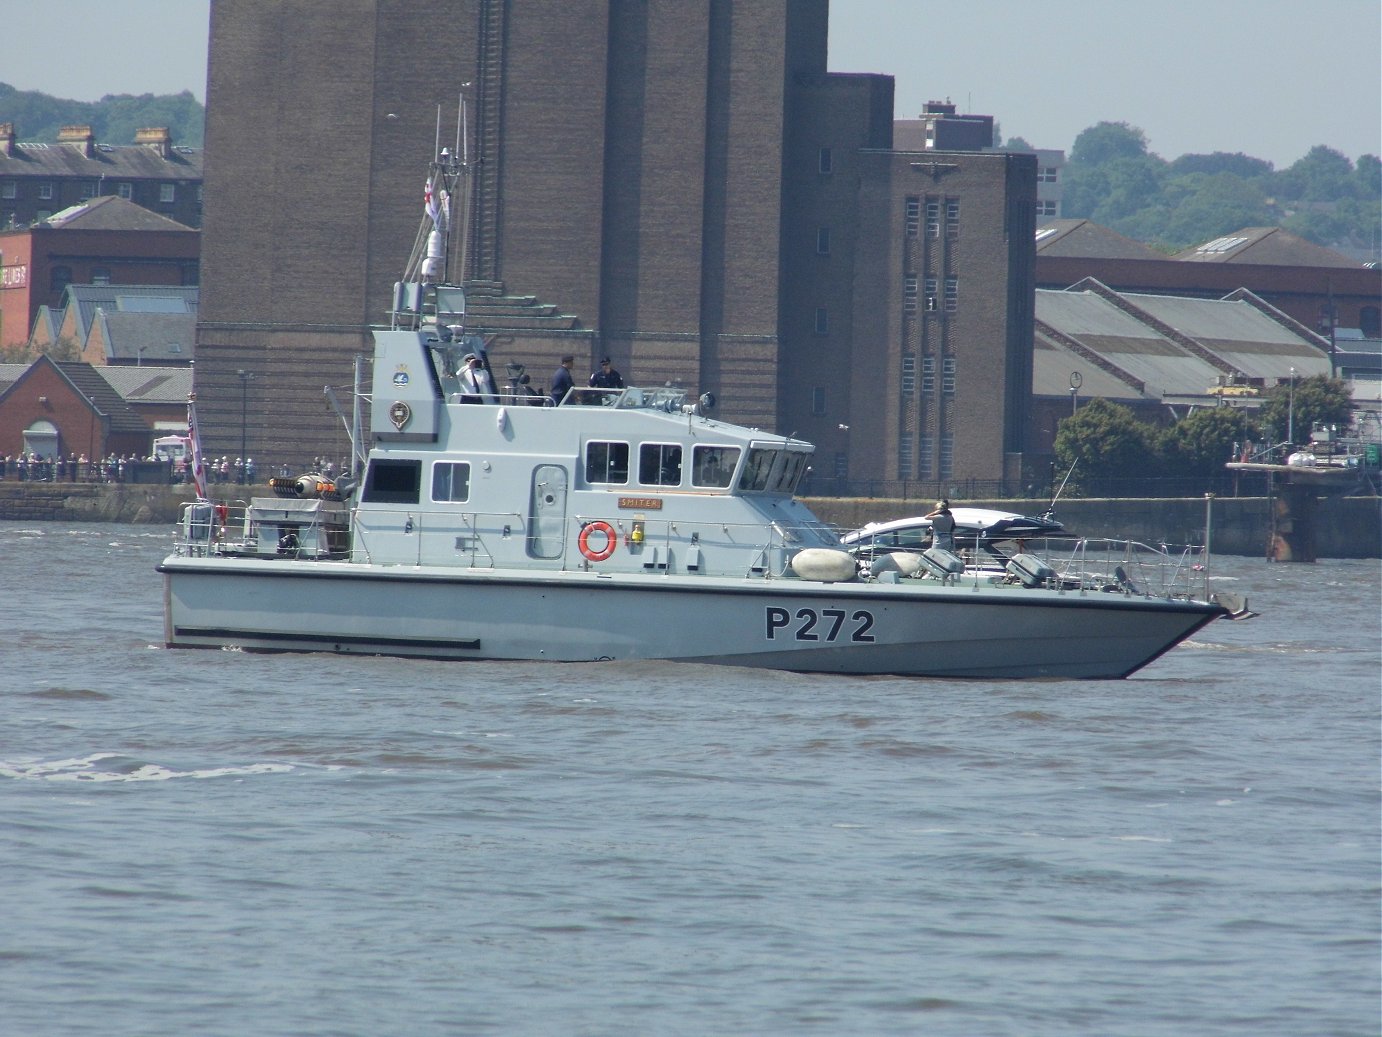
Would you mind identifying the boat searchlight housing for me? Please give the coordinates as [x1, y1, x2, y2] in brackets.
[683, 392, 716, 416]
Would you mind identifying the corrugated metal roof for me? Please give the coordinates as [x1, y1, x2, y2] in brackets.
[1034, 286, 1332, 399]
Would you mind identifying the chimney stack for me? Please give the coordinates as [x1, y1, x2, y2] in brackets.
[0, 123, 14, 157]
[58, 125, 95, 157]
[135, 126, 173, 159]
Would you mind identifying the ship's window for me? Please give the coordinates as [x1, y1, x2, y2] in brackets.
[362, 458, 421, 504]
[737, 448, 777, 492]
[691, 445, 740, 488]
[639, 443, 682, 486]
[431, 461, 471, 502]
[585, 441, 629, 484]
[769, 452, 809, 494]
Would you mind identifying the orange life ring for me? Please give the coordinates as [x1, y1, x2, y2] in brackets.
[578, 520, 617, 562]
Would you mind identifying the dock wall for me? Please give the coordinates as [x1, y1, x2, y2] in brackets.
[0, 483, 1377, 559]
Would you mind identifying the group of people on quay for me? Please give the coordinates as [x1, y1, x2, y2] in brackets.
[0, 452, 157, 484]
[0, 452, 262, 485]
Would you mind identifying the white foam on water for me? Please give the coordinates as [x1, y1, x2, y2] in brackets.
[0, 753, 294, 783]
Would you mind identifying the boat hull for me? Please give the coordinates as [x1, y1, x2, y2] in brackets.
[158, 557, 1224, 679]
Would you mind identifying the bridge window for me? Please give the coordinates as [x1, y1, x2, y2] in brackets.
[639, 443, 682, 486]
[585, 441, 629, 484]
[692, 445, 740, 488]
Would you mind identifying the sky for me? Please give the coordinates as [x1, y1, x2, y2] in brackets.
[2, 0, 1378, 168]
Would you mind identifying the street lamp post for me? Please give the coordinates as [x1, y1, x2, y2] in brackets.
[1287, 366, 1296, 448]
[236, 369, 254, 484]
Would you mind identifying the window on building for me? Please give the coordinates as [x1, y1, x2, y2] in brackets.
[942, 356, 956, 394]
[431, 461, 471, 502]
[940, 432, 954, 478]
[585, 441, 629, 484]
[91, 268, 111, 286]
[921, 355, 935, 394]
[1036, 200, 1059, 217]
[0, 181, 15, 199]
[814, 307, 828, 335]
[834, 452, 848, 480]
[639, 443, 682, 486]
[946, 199, 960, 239]
[918, 435, 933, 477]
[1361, 305, 1380, 338]
[117, 182, 133, 199]
[811, 387, 826, 415]
[898, 436, 913, 479]
[818, 147, 833, 174]
[50, 266, 72, 293]
[925, 200, 940, 238]
[816, 226, 831, 255]
[1039, 166, 1059, 183]
[38, 183, 53, 200]
[80, 182, 97, 200]
[901, 354, 915, 395]
[905, 196, 920, 238]
[924, 277, 938, 313]
[944, 276, 959, 313]
[903, 274, 918, 315]
[159, 183, 175, 203]
[181, 264, 200, 286]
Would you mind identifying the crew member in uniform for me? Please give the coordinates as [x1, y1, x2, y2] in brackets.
[589, 356, 624, 391]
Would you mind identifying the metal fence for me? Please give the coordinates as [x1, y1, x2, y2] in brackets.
[801, 472, 1277, 502]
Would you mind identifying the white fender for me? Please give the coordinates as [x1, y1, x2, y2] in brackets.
[791, 548, 857, 583]
[869, 551, 925, 578]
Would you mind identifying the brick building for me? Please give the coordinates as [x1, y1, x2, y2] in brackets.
[0, 196, 199, 351]
[0, 124, 203, 230]
[194, 1, 1037, 490]
[0, 354, 190, 461]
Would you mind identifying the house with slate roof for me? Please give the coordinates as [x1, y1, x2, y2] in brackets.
[0, 355, 190, 462]
[25, 283, 198, 366]
[0, 124, 202, 230]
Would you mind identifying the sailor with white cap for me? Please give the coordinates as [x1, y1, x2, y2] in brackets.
[456, 351, 498, 404]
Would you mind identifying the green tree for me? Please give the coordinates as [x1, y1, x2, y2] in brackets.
[1274, 146, 1356, 203]
[1159, 172, 1274, 249]
[1159, 407, 1253, 477]
[1054, 398, 1162, 491]
[1169, 151, 1274, 181]
[1069, 121, 1150, 167]
[1255, 374, 1353, 446]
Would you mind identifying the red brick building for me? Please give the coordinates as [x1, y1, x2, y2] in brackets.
[0, 196, 199, 351]
[0, 355, 189, 461]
